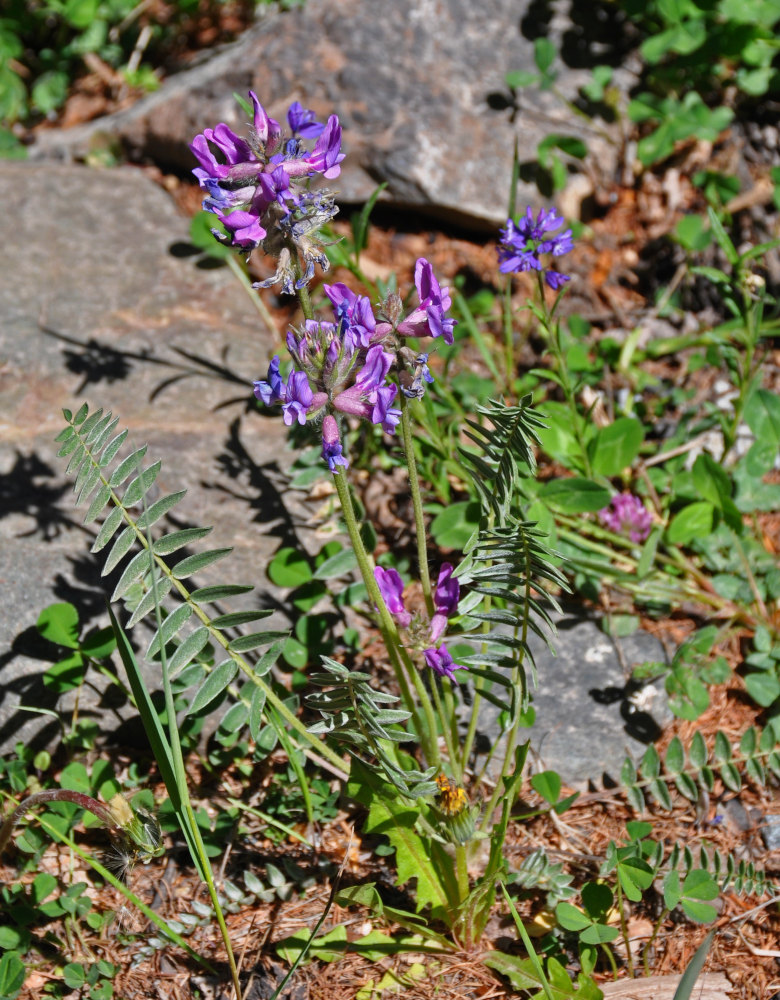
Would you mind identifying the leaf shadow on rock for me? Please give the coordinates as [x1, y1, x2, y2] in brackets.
[209, 416, 304, 548]
[0, 554, 137, 752]
[0, 450, 76, 540]
[40, 323, 253, 404]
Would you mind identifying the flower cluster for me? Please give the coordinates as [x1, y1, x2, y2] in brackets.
[374, 563, 466, 682]
[253, 258, 456, 469]
[497, 206, 573, 290]
[190, 93, 344, 292]
[599, 492, 653, 544]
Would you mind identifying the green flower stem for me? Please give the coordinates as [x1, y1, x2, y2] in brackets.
[615, 876, 634, 978]
[154, 587, 243, 1000]
[454, 843, 470, 906]
[296, 282, 314, 322]
[536, 272, 593, 478]
[430, 676, 460, 781]
[642, 907, 670, 976]
[478, 543, 532, 831]
[503, 281, 515, 392]
[331, 467, 441, 769]
[602, 943, 619, 980]
[400, 396, 434, 617]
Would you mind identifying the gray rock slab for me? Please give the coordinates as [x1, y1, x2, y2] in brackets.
[470, 613, 672, 788]
[0, 162, 319, 752]
[29, 0, 628, 230]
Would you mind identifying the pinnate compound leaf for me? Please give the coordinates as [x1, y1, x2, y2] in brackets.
[172, 548, 233, 579]
[127, 578, 174, 627]
[84, 484, 112, 524]
[122, 461, 162, 506]
[111, 548, 157, 601]
[109, 446, 148, 488]
[147, 605, 193, 658]
[189, 660, 238, 714]
[92, 506, 125, 553]
[211, 609, 274, 630]
[190, 584, 254, 603]
[228, 631, 287, 653]
[167, 627, 210, 676]
[101, 525, 136, 574]
[153, 527, 213, 556]
[99, 429, 129, 466]
[135, 490, 187, 528]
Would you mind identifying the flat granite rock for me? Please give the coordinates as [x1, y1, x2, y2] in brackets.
[29, 0, 631, 229]
[470, 613, 672, 788]
[0, 162, 318, 753]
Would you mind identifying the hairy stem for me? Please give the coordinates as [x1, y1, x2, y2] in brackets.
[400, 396, 434, 616]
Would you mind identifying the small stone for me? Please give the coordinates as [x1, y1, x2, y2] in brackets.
[760, 814, 780, 851]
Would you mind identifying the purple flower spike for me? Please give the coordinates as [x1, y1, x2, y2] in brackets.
[287, 101, 325, 139]
[281, 370, 313, 426]
[498, 207, 573, 288]
[253, 356, 285, 405]
[321, 414, 348, 472]
[374, 566, 412, 628]
[429, 563, 460, 643]
[598, 492, 652, 544]
[424, 645, 467, 682]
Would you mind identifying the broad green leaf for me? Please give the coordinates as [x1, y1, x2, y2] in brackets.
[580, 922, 619, 945]
[744, 671, 780, 707]
[617, 856, 654, 901]
[313, 547, 358, 579]
[430, 501, 481, 550]
[37, 602, 80, 648]
[555, 901, 591, 931]
[268, 547, 313, 588]
[667, 501, 714, 545]
[347, 759, 453, 916]
[530, 770, 561, 805]
[63, 0, 99, 27]
[590, 418, 644, 476]
[0, 951, 25, 1000]
[539, 478, 611, 513]
[744, 388, 780, 448]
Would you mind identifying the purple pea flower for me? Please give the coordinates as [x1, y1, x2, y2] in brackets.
[253, 356, 285, 405]
[374, 567, 412, 628]
[287, 101, 325, 139]
[598, 493, 653, 544]
[321, 414, 348, 472]
[424, 645, 467, 682]
[397, 258, 457, 344]
[323, 283, 376, 351]
[281, 370, 313, 426]
[429, 563, 460, 643]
